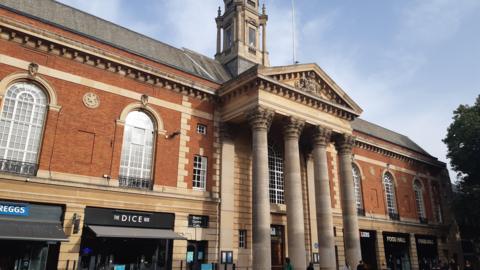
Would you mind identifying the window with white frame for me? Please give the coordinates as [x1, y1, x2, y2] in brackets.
[352, 164, 364, 211]
[239, 229, 247, 248]
[248, 27, 256, 47]
[268, 145, 284, 204]
[193, 155, 207, 190]
[119, 111, 155, 188]
[0, 82, 47, 175]
[196, 124, 207, 135]
[413, 179, 426, 219]
[383, 172, 398, 215]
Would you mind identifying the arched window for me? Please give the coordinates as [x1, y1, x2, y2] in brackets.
[383, 172, 398, 219]
[119, 110, 155, 189]
[268, 145, 284, 204]
[413, 179, 426, 221]
[431, 184, 443, 223]
[352, 164, 364, 213]
[0, 82, 47, 175]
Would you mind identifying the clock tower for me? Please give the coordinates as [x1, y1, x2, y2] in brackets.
[215, 0, 269, 76]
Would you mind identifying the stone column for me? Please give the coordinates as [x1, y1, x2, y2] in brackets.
[216, 7, 222, 55]
[261, 23, 267, 65]
[247, 106, 274, 270]
[335, 134, 362, 269]
[312, 126, 336, 270]
[216, 25, 222, 54]
[283, 117, 307, 269]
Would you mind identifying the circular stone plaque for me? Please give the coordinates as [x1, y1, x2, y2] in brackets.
[82, 92, 100, 109]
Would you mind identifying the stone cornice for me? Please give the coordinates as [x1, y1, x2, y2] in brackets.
[355, 138, 445, 168]
[0, 16, 218, 101]
[219, 70, 359, 121]
[261, 64, 363, 114]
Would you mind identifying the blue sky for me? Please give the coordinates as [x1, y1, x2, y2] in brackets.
[57, 0, 480, 180]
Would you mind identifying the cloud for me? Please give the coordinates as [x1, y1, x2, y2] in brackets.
[397, 0, 480, 45]
[162, 0, 219, 56]
[57, 0, 122, 23]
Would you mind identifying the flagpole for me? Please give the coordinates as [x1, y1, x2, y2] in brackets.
[291, 0, 296, 64]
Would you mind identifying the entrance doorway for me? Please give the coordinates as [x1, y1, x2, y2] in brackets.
[360, 230, 378, 270]
[415, 235, 438, 270]
[0, 240, 59, 270]
[186, 241, 207, 270]
[79, 233, 172, 270]
[271, 225, 285, 270]
[383, 232, 411, 270]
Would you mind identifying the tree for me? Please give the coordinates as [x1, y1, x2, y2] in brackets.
[443, 94, 480, 241]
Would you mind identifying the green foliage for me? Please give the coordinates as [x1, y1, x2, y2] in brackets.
[444, 95, 480, 240]
[443, 95, 480, 185]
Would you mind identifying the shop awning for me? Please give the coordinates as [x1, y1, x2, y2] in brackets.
[0, 219, 68, 242]
[88, 225, 187, 240]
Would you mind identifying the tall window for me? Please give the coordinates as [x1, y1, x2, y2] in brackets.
[432, 184, 443, 223]
[239, 229, 247, 248]
[193, 155, 207, 190]
[0, 82, 47, 175]
[119, 111, 154, 189]
[352, 164, 364, 213]
[413, 179, 426, 220]
[225, 27, 233, 49]
[268, 145, 284, 204]
[383, 172, 398, 218]
[248, 27, 256, 47]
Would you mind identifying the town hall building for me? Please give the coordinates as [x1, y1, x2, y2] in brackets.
[0, 0, 463, 269]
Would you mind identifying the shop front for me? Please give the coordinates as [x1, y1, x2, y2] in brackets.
[360, 230, 378, 270]
[0, 201, 68, 270]
[79, 207, 185, 270]
[383, 232, 411, 270]
[415, 235, 438, 270]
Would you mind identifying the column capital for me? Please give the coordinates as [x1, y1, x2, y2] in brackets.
[335, 133, 356, 155]
[283, 116, 305, 139]
[312, 125, 332, 147]
[246, 106, 274, 131]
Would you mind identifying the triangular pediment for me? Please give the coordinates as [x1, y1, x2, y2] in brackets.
[259, 64, 363, 115]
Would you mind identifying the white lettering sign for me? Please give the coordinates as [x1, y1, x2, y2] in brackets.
[386, 236, 406, 243]
[418, 239, 435, 245]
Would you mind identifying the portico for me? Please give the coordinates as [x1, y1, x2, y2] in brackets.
[218, 64, 363, 270]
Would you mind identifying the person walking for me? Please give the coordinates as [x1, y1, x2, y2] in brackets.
[357, 260, 366, 270]
[464, 260, 473, 270]
[449, 259, 458, 270]
[284, 257, 293, 270]
[342, 262, 352, 270]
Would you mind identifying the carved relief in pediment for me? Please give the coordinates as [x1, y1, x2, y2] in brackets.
[294, 71, 321, 95]
[292, 71, 346, 107]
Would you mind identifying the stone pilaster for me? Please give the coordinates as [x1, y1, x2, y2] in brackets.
[219, 123, 235, 259]
[409, 233, 419, 270]
[312, 126, 336, 270]
[57, 204, 86, 270]
[376, 231, 386, 270]
[246, 106, 274, 270]
[283, 116, 307, 269]
[335, 134, 362, 269]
